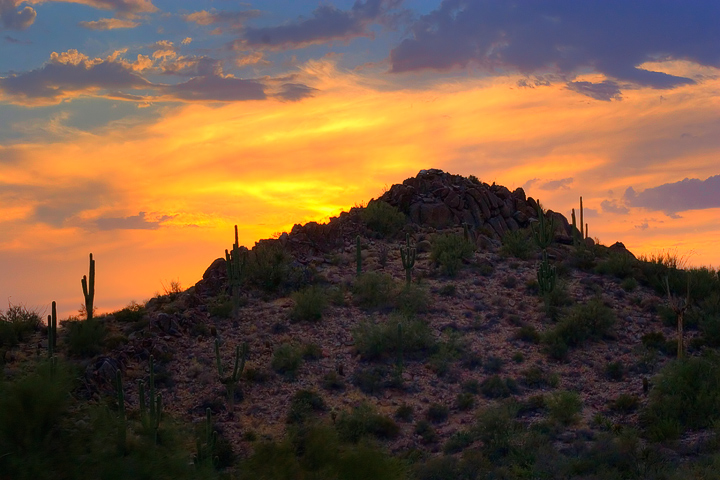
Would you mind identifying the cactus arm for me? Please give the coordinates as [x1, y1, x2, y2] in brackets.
[580, 196, 584, 239]
[400, 233, 416, 285]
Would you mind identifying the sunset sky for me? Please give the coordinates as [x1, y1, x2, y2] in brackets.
[2, 0, 720, 318]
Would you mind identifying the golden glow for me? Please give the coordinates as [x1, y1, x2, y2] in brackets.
[2, 59, 720, 316]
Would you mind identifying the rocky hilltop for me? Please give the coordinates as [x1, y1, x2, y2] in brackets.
[4, 169, 719, 479]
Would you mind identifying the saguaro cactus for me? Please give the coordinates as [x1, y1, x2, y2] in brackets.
[225, 225, 245, 318]
[47, 301, 57, 358]
[194, 408, 218, 469]
[215, 338, 248, 410]
[400, 233, 416, 286]
[571, 196, 588, 245]
[531, 203, 554, 250]
[81, 253, 95, 320]
[665, 276, 691, 359]
[139, 355, 162, 444]
[537, 251, 557, 295]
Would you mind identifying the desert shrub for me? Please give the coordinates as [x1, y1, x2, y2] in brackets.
[541, 282, 573, 321]
[113, 302, 146, 323]
[595, 252, 637, 279]
[271, 343, 303, 379]
[245, 241, 309, 292]
[352, 365, 389, 395]
[65, 318, 107, 357]
[286, 389, 326, 424]
[482, 356, 504, 374]
[301, 342, 322, 360]
[500, 230, 534, 260]
[431, 233, 475, 276]
[641, 354, 720, 441]
[352, 272, 396, 310]
[0, 305, 41, 348]
[321, 371, 345, 391]
[546, 390, 582, 426]
[605, 361, 625, 381]
[352, 317, 436, 361]
[542, 298, 615, 360]
[475, 403, 521, 461]
[620, 277, 638, 292]
[608, 394, 639, 413]
[438, 284, 456, 297]
[641, 331, 675, 356]
[456, 392, 475, 411]
[443, 430, 476, 454]
[290, 286, 327, 322]
[360, 200, 406, 237]
[501, 275, 519, 289]
[336, 403, 399, 443]
[395, 404, 414, 422]
[426, 403, 449, 423]
[462, 379, 480, 394]
[394, 284, 430, 316]
[414, 420, 438, 444]
[514, 325, 540, 343]
[521, 366, 554, 389]
[480, 375, 517, 398]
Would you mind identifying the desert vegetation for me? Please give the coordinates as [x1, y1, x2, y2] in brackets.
[3, 170, 720, 479]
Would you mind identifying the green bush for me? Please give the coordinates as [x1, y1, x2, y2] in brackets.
[546, 390, 582, 426]
[641, 354, 720, 441]
[431, 234, 475, 276]
[426, 403, 449, 423]
[352, 317, 435, 361]
[608, 394, 639, 413]
[514, 325, 540, 343]
[286, 389, 326, 424]
[595, 252, 637, 279]
[245, 241, 307, 292]
[290, 286, 327, 322]
[456, 392, 475, 411]
[352, 272, 396, 310]
[542, 298, 615, 360]
[0, 305, 41, 348]
[352, 365, 389, 395]
[395, 404, 413, 422]
[335, 403, 399, 443]
[113, 302, 146, 323]
[605, 361, 625, 381]
[65, 318, 107, 357]
[443, 430, 476, 454]
[360, 200, 406, 237]
[414, 420, 438, 444]
[394, 284, 430, 317]
[271, 343, 303, 379]
[321, 371, 345, 391]
[480, 375, 517, 398]
[500, 230, 534, 260]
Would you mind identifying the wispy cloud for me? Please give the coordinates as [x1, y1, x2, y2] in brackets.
[78, 17, 139, 30]
[96, 211, 173, 230]
[238, 0, 403, 50]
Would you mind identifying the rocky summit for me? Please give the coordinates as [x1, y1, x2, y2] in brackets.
[4, 169, 720, 479]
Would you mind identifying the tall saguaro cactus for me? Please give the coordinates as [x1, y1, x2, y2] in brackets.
[665, 276, 691, 359]
[225, 225, 245, 318]
[400, 233, 416, 286]
[139, 355, 163, 444]
[47, 301, 57, 358]
[81, 253, 95, 320]
[571, 196, 588, 245]
[532, 203, 556, 295]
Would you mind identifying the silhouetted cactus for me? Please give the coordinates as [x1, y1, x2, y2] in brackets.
[571, 196, 588, 245]
[531, 203, 554, 250]
[225, 225, 246, 318]
[664, 275, 691, 359]
[138, 355, 162, 444]
[47, 301, 57, 358]
[356, 235, 362, 276]
[400, 233, 416, 285]
[81, 253, 95, 320]
[194, 408, 218, 469]
[537, 251, 557, 295]
[215, 338, 247, 410]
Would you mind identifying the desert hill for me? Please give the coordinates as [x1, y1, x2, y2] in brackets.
[3, 169, 720, 479]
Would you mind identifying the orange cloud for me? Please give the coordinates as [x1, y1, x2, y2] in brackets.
[3, 59, 720, 317]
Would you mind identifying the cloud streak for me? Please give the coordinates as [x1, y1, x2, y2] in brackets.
[239, 0, 402, 50]
[1, 0, 36, 30]
[78, 17, 139, 30]
[624, 175, 720, 216]
[389, 0, 719, 96]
